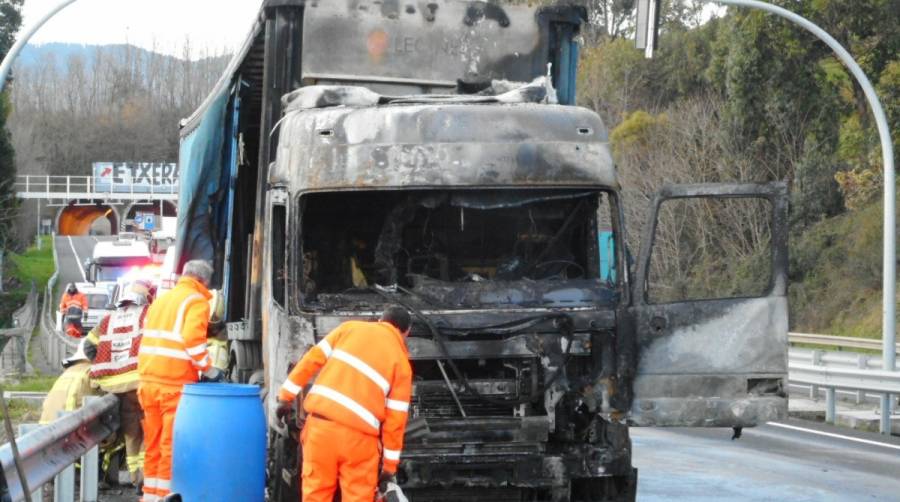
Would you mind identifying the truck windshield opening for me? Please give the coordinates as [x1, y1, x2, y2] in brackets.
[299, 189, 619, 310]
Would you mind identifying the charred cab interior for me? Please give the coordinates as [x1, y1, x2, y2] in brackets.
[296, 188, 621, 311]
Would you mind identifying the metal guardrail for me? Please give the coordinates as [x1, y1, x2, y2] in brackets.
[14, 175, 178, 202]
[789, 332, 900, 353]
[788, 345, 899, 431]
[0, 394, 119, 502]
[0, 285, 39, 376]
[40, 235, 77, 375]
[790, 352, 900, 394]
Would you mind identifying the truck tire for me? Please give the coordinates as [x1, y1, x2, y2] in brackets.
[231, 340, 262, 383]
[571, 469, 637, 502]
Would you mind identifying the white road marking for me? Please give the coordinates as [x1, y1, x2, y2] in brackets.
[67, 236, 87, 281]
[768, 422, 900, 451]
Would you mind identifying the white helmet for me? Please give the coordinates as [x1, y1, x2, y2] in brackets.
[118, 279, 151, 307]
[63, 338, 90, 368]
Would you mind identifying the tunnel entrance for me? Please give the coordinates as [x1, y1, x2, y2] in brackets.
[57, 203, 120, 236]
[124, 202, 177, 232]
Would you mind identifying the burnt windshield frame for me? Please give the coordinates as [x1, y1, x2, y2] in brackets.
[292, 187, 624, 312]
[634, 184, 789, 307]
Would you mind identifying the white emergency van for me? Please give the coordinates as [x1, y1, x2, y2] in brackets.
[85, 239, 152, 284]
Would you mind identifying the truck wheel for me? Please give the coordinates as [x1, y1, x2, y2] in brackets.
[232, 340, 262, 383]
[571, 469, 637, 502]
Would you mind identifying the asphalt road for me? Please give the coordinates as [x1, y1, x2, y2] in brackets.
[633, 419, 900, 501]
[53, 235, 108, 287]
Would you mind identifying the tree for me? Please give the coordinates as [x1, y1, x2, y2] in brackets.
[0, 0, 23, 251]
[707, 3, 846, 225]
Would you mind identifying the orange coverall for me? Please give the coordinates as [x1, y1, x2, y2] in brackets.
[279, 321, 413, 502]
[59, 292, 88, 312]
[60, 292, 88, 338]
[137, 276, 214, 502]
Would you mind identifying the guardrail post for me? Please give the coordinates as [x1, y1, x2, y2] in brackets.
[54, 462, 75, 502]
[53, 435, 76, 502]
[810, 350, 823, 400]
[52, 410, 76, 502]
[825, 388, 836, 424]
[857, 354, 868, 404]
[18, 424, 44, 501]
[79, 398, 100, 502]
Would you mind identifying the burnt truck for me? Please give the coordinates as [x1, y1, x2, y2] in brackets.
[173, 1, 789, 500]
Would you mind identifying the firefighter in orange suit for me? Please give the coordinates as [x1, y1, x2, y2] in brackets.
[277, 305, 414, 502]
[138, 260, 224, 502]
[60, 283, 88, 338]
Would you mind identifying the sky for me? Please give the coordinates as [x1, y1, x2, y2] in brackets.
[20, 0, 264, 59]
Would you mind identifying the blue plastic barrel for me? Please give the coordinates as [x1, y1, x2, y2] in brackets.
[171, 383, 266, 501]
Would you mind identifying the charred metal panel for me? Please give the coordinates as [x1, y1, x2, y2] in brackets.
[249, 5, 306, 343]
[406, 333, 591, 360]
[272, 102, 617, 190]
[312, 310, 617, 337]
[635, 296, 788, 375]
[401, 418, 633, 491]
[629, 182, 789, 427]
[265, 313, 315, 425]
[301, 1, 581, 92]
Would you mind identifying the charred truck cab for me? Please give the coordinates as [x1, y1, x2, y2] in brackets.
[175, 2, 789, 501]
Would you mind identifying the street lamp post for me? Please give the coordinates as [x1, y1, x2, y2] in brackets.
[0, 0, 79, 259]
[0, 0, 80, 93]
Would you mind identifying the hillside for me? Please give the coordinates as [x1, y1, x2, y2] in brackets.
[7, 41, 230, 244]
[17, 42, 223, 70]
[789, 201, 891, 339]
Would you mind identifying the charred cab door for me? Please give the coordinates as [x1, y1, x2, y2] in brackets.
[629, 182, 788, 427]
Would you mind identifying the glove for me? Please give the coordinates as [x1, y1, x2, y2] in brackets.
[200, 367, 225, 383]
[378, 471, 395, 494]
[275, 400, 294, 422]
[83, 339, 98, 362]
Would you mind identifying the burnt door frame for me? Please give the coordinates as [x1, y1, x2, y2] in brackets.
[628, 182, 789, 427]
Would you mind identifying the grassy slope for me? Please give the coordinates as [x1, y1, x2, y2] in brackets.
[789, 202, 889, 339]
[0, 236, 53, 328]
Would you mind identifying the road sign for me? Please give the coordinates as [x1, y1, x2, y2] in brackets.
[144, 215, 155, 231]
[134, 214, 143, 225]
[92, 162, 179, 194]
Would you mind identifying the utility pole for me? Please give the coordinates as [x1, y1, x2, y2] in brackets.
[636, 0, 896, 433]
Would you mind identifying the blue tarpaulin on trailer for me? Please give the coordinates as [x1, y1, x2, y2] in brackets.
[174, 89, 231, 274]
